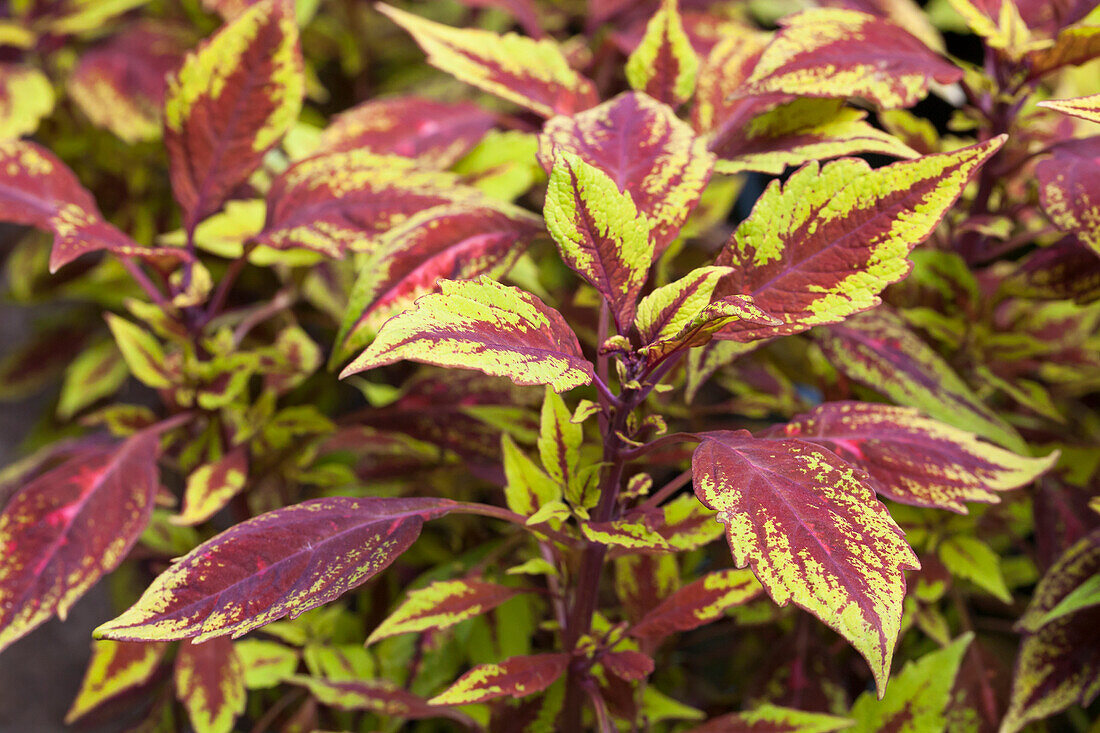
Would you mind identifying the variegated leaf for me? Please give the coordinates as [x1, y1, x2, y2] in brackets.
[0, 429, 161, 653]
[376, 4, 597, 118]
[165, 0, 304, 229]
[1037, 136, 1100, 255]
[687, 703, 853, 733]
[1026, 25, 1100, 79]
[848, 634, 971, 732]
[710, 98, 919, 175]
[317, 95, 496, 167]
[713, 138, 1004, 342]
[57, 341, 129, 420]
[771, 402, 1056, 513]
[1002, 530, 1100, 733]
[67, 22, 187, 143]
[340, 277, 594, 393]
[171, 446, 249, 526]
[0, 139, 181, 272]
[816, 308, 1026, 452]
[428, 653, 571, 705]
[538, 388, 582, 493]
[65, 640, 168, 723]
[742, 8, 963, 109]
[692, 431, 920, 694]
[624, 0, 698, 107]
[502, 434, 562, 517]
[1039, 93, 1100, 125]
[640, 295, 780, 364]
[235, 639, 298, 689]
[1004, 237, 1100, 304]
[544, 150, 654, 328]
[105, 313, 174, 389]
[602, 650, 654, 681]
[257, 151, 481, 257]
[367, 579, 523, 644]
[634, 266, 734, 345]
[539, 91, 715, 255]
[94, 497, 460, 642]
[0, 63, 54, 139]
[629, 568, 763, 641]
[291, 675, 475, 724]
[336, 202, 543, 361]
[174, 637, 245, 733]
[692, 28, 777, 136]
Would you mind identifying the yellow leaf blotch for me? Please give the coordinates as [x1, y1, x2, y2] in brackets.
[624, 0, 699, 106]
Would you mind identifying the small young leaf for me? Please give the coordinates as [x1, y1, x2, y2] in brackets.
[95, 497, 461, 643]
[502, 434, 562, 518]
[539, 92, 715, 255]
[773, 401, 1056, 513]
[693, 431, 919, 694]
[165, 0, 304, 229]
[340, 277, 594, 393]
[938, 536, 1012, 603]
[634, 266, 733, 345]
[234, 639, 298, 689]
[714, 137, 1004, 342]
[367, 579, 523, 644]
[544, 150, 654, 328]
[174, 637, 246, 733]
[624, 0, 699, 107]
[538, 388, 583, 492]
[105, 313, 174, 389]
[377, 4, 597, 118]
[0, 429, 162, 653]
[171, 446, 249, 526]
[629, 569, 763, 642]
[848, 634, 972, 732]
[639, 295, 779, 364]
[318, 95, 496, 167]
[428, 653, 571, 705]
[66, 641, 168, 723]
[743, 8, 962, 108]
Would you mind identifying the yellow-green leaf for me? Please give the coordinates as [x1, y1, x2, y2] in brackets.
[104, 313, 173, 389]
[624, 0, 698, 107]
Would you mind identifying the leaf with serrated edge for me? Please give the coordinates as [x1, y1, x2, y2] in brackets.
[174, 637, 245, 733]
[428, 653, 570, 705]
[367, 579, 522, 644]
[629, 569, 763, 641]
[848, 634, 971, 732]
[1039, 94, 1100, 125]
[165, 0, 303, 229]
[257, 151, 484, 257]
[692, 431, 919, 694]
[171, 446, 249, 526]
[687, 702, 853, 733]
[816, 309, 1026, 452]
[340, 277, 594, 393]
[539, 92, 715, 256]
[336, 202, 543, 361]
[624, 0, 698, 107]
[0, 429, 161, 653]
[713, 137, 1004, 343]
[772, 402, 1056, 513]
[0, 139, 182, 272]
[376, 4, 596, 118]
[742, 8, 962, 108]
[66, 641, 168, 723]
[544, 150, 654, 328]
[94, 497, 460, 643]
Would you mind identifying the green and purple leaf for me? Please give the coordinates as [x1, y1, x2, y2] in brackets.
[174, 637, 245, 733]
[94, 497, 461, 643]
[539, 91, 715, 255]
[377, 4, 597, 118]
[428, 653, 571, 705]
[291, 675, 476, 724]
[165, 0, 304, 229]
[692, 431, 920, 694]
[66, 640, 168, 723]
[317, 95, 496, 167]
[340, 277, 594, 393]
[713, 138, 1004, 342]
[769, 402, 1056, 513]
[171, 446, 249, 526]
[0, 429, 162, 654]
[629, 569, 763, 642]
[624, 0, 699, 107]
[367, 579, 524, 644]
[687, 703, 853, 733]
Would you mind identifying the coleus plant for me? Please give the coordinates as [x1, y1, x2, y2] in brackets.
[0, 0, 1097, 731]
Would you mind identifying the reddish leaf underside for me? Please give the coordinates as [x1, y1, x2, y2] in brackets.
[538, 91, 715, 256]
[770, 402, 1057, 513]
[0, 429, 161, 653]
[692, 431, 919, 694]
[317, 95, 496, 167]
[165, 0, 304, 229]
[94, 497, 461, 643]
